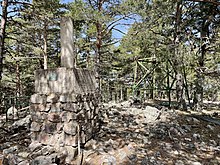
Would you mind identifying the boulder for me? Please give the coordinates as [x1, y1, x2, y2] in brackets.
[7, 106, 18, 120]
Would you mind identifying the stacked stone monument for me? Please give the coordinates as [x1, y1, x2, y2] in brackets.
[30, 17, 100, 163]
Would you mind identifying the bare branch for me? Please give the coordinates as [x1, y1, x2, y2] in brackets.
[186, 0, 220, 6]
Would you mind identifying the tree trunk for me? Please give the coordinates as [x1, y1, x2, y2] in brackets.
[194, 21, 209, 110]
[174, 0, 185, 109]
[0, 0, 8, 81]
[43, 26, 48, 70]
[16, 44, 21, 97]
[193, 3, 214, 110]
[95, 0, 104, 92]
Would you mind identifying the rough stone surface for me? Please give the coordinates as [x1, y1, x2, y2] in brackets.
[35, 68, 96, 95]
[7, 106, 18, 120]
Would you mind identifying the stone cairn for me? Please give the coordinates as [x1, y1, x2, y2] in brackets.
[29, 17, 100, 164]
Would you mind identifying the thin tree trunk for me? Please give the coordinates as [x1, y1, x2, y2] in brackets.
[174, 0, 185, 109]
[0, 0, 8, 81]
[43, 26, 48, 70]
[193, 3, 214, 111]
[16, 44, 21, 97]
[194, 21, 208, 110]
[95, 0, 104, 92]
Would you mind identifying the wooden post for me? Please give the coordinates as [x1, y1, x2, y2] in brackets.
[60, 17, 75, 68]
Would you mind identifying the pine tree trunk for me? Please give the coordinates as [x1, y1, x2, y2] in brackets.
[174, 0, 185, 109]
[194, 19, 209, 110]
[0, 0, 8, 81]
[95, 0, 104, 93]
[43, 27, 48, 70]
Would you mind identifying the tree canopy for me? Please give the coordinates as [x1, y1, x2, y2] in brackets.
[0, 0, 219, 110]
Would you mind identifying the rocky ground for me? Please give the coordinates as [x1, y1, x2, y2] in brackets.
[82, 100, 220, 165]
[0, 100, 220, 165]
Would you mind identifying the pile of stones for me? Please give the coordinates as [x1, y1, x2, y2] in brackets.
[29, 92, 100, 164]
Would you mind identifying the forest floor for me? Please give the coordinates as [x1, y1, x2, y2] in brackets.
[82, 100, 220, 165]
[0, 100, 220, 165]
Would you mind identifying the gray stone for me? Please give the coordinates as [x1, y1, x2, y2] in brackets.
[39, 133, 52, 145]
[65, 146, 78, 164]
[30, 122, 42, 132]
[3, 146, 18, 155]
[5, 154, 19, 165]
[18, 152, 29, 159]
[43, 122, 57, 134]
[62, 103, 76, 112]
[60, 17, 75, 68]
[175, 160, 185, 165]
[35, 68, 96, 95]
[31, 104, 49, 112]
[12, 115, 31, 128]
[64, 133, 77, 146]
[18, 160, 30, 165]
[63, 121, 77, 135]
[48, 113, 61, 123]
[46, 93, 59, 103]
[66, 94, 77, 103]
[30, 94, 46, 104]
[7, 106, 18, 120]
[61, 111, 74, 122]
[191, 162, 202, 165]
[50, 103, 61, 113]
[30, 156, 52, 165]
[29, 141, 42, 152]
[59, 94, 67, 103]
[120, 100, 132, 108]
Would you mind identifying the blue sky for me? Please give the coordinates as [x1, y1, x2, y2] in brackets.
[61, 0, 72, 4]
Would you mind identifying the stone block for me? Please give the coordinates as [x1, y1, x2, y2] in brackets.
[61, 112, 74, 122]
[31, 104, 45, 112]
[31, 94, 46, 104]
[56, 123, 63, 133]
[61, 17, 75, 68]
[30, 155, 54, 165]
[39, 133, 52, 145]
[50, 103, 61, 113]
[30, 122, 42, 132]
[63, 121, 78, 135]
[48, 113, 61, 123]
[66, 94, 77, 103]
[31, 111, 45, 123]
[43, 122, 57, 134]
[62, 103, 75, 112]
[64, 133, 77, 146]
[46, 93, 59, 103]
[30, 132, 39, 141]
[64, 146, 78, 164]
[48, 133, 63, 147]
[29, 141, 42, 152]
[59, 94, 67, 103]
[35, 68, 96, 94]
